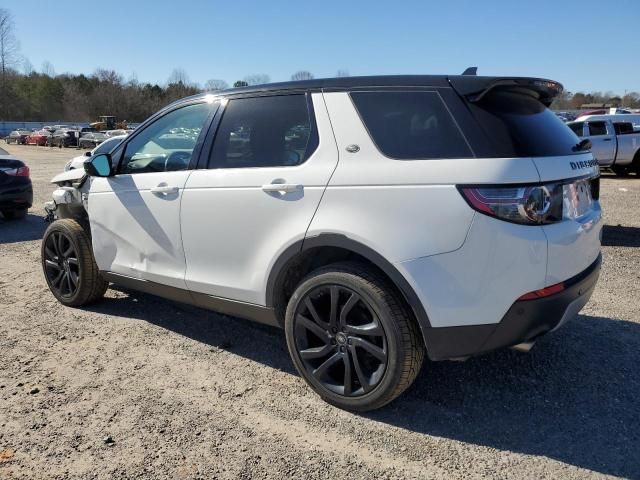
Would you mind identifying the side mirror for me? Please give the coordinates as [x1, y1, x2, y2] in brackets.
[84, 151, 92, 157]
[84, 153, 113, 177]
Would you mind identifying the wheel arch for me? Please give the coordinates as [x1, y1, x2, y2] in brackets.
[266, 233, 432, 339]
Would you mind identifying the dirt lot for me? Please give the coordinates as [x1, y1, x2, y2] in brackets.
[0, 143, 638, 479]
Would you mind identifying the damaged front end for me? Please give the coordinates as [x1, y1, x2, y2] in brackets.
[44, 168, 90, 223]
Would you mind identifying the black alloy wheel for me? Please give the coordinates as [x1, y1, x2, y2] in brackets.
[285, 262, 424, 411]
[294, 284, 388, 397]
[43, 231, 80, 298]
[41, 219, 109, 306]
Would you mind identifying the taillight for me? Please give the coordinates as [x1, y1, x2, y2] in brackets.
[4, 166, 30, 177]
[458, 176, 597, 225]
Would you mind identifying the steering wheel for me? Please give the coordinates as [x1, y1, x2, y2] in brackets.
[164, 151, 192, 171]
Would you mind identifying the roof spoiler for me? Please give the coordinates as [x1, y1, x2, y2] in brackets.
[449, 76, 564, 107]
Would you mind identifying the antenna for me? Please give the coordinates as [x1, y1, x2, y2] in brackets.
[462, 67, 478, 76]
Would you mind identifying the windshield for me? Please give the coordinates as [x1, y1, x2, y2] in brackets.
[93, 137, 121, 155]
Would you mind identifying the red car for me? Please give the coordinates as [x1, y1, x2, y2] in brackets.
[25, 130, 50, 146]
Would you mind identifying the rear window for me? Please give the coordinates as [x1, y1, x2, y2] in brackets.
[468, 90, 582, 157]
[350, 91, 472, 159]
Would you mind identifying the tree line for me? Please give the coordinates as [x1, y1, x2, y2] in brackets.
[551, 90, 640, 110]
[0, 67, 348, 122]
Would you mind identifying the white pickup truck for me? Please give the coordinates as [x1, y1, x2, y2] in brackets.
[568, 114, 640, 176]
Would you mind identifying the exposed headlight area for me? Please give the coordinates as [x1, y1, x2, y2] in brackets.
[458, 175, 599, 225]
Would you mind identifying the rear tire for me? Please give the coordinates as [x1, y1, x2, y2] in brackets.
[285, 262, 424, 411]
[632, 151, 640, 175]
[2, 208, 27, 220]
[41, 219, 108, 307]
[612, 165, 631, 177]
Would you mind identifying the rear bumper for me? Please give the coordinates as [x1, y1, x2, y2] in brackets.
[425, 254, 601, 361]
[0, 181, 33, 210]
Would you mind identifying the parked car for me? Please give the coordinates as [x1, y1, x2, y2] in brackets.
[51, 129, 79, 148]
[5, 130, 31, 145]
[41, 75, 602, 411]
[25, 130, 51, 146]
[64, 135, 127, 171]
[78, 132, 108, 149]
[568, 115, 640, 175]
[104, 129, 128, 137]
[0, 150, 32, 219]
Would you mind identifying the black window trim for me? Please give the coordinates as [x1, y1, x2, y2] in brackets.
[347, 88, 476, 160]
[203, 91, 319, 170]
[113, 98, 219, 175]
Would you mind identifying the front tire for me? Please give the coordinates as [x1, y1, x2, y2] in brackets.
[41, 219, 108, 307]
[285, 262, 424, 411]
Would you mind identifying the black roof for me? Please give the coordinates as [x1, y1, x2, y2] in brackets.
[176, 74, 564, 107]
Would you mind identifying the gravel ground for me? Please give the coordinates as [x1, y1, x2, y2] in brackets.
[1, 143, 638, 480]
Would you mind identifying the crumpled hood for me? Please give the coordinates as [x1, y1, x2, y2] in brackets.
[51, 168, 86, 184]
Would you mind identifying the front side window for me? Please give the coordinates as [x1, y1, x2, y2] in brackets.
[350, 91, 473, 159]
[120, 102, 213, 174]
[588, 122, 608, 136]
[210, 94, 317, 168]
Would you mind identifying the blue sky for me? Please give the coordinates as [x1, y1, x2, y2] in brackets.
[3, 0, 638, 94]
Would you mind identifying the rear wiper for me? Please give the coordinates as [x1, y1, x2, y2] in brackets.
[572, 139, 592, 152]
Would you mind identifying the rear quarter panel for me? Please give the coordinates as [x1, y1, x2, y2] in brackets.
[312, 91, 542, 263]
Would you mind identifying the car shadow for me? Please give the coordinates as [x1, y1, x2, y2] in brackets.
[86, 285, 296, 374]
[86, 287, 639, 478]
[0, 213, 47, 244]
[602, 224, 640, 247]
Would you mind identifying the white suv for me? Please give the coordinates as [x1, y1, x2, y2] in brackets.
[41, 75, 602, 411]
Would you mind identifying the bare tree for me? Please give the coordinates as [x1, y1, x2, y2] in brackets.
[204, 78, 228, 91]
[22, 57, 33, 75]
[335, 69, 350, 78]
[168, 68, 190, 85]
[41, 60, 56, 77]
[243, 74, 270, 86]
[291, 70, 314, 81]
[0, 8, 19, 78]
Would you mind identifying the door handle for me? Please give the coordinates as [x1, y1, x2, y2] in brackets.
[261, 183, 303, 193]
[603, 138, 612, 141]
[150, 184, 179, 194]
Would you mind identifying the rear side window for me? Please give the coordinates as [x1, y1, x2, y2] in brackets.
[588, 122, 608, 136]
[568, 122, 584, 137]
[350, 91, 472, 159]
[614, 122, 634, 135]
[210, 94, 318, 168]
[468, 90, 582, 157]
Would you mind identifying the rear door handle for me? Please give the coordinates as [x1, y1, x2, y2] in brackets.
[150, 184, 179, 194]
[261, 183, 303, 193]
[603, 138, 612, 141]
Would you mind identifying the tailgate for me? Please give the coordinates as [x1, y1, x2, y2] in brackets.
[532, 153, 602, 284]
